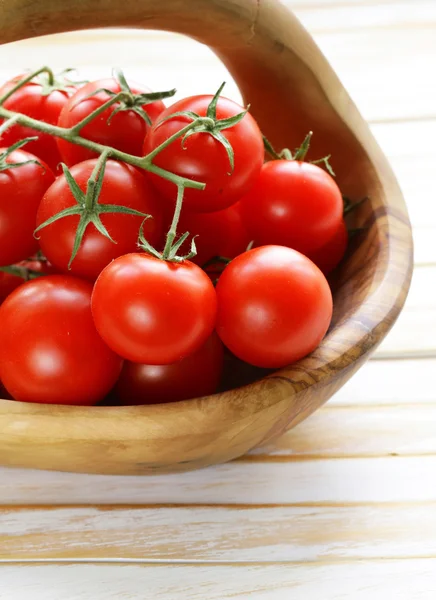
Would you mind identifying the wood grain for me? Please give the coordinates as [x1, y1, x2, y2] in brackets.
[2, 456, 436, 505]
[328, 358, 436, 406]
[3, 503, 436, 561]
[0, 0, 413, 475]
[0, 562, 435, 599]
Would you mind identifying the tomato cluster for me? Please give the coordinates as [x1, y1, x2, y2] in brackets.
[0, 68, 349, 407]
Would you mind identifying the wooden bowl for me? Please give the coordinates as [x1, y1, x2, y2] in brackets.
[0, 0, 413, 475]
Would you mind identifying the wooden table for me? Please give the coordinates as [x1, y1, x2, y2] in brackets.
[1, 1, 435, 597]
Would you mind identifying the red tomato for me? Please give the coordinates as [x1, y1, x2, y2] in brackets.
[91, 253, 217, 365]
[240, 161, 343, 254]
[116, 332, 224, 405]
[0, 149, 55, 266]
[143, 95, 264, 213]
[0, 271, 22, 304]
[216, 246, 333, 368]
[0, 75, 78, 171]
[171, 202, 251, 267]
[57, 78, 166, 166]
[0, 275, 123, 405]
[305, 219, 348, 276]
[36, 159, 163, 281]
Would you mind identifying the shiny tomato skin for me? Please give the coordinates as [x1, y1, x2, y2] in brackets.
[143, 95, 264, 213]
[216, 245, 333, 369]
[306, 219, 348, 276]
[57, 78, 166, 166]
[0, 149, 55, 266]
[173, 202, 251, 267]
[0, 275, 123, 405]
[240, 161, 343, 254]
[36, 159, 163, 281]
[116, 331, 224, 405]
[0, 76, 77, 172]
[91, 253, 217, 365]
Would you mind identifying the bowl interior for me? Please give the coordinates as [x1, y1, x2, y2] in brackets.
[0, 0, 413, 474]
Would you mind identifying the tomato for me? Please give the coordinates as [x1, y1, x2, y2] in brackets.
[91, 253, 217, 364]
[240, 160, 343, 255]
[0, 271, 22, 304]
[57, 78, 166, 166]
[215, 246, 333, 369]
[0, 74, 78, 172]
[143, 95, 264, 213]
[0, 275, 123, 405]
[0, 149, 55, 266]
[305, 219, 348, 276]
[116, 332, 224, 405]
[171, 202, 251, 268]
[36, 159, 163, 281]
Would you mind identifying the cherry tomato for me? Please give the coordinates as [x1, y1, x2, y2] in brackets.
[171, 202, 251, 267]
[116, 332, 224, 405]
[143, 95, 264, 213]
[36, 159, 163, 281]
[0, 149, 55, 266]
[216, 246, 333, 369]
[0, 275, 123, 405]
[57, 78, 166, 166]
[0, 271, 22, 305]
[306, 219, 348, 276]
[0, 74, 78, 172]
[91, 253, 217, 365]
[240, 160, 343, 254]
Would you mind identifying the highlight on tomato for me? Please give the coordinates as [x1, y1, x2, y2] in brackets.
[215, 245, 333, 369]
[144, 83, 264, 213]
[0, 275, 123, 405]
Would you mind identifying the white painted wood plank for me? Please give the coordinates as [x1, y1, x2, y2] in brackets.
[0, 562, 435, 600]
[2, 456, 436, 505]
[3, 504, 436, 561]
[292, 0, 436, 33]
[374, 265, 436, 358]
[251, 404, 436, 458]
[329, 358, 436, 406]
[371, 119, 436, 229]
[412, 227, 436, 266]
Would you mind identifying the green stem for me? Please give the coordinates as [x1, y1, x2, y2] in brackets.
[0, 115, 20, 138]
[85, 149, 111, 211]
[0, 265, 43, 281]
[144, 118, 211, 163]
[0, 105, 206, 191]
[0, 66, 54, 105]
[293, 131, 313, 161]
[162, 184, 185, 259]
[281, 148, 293, 161]
[70, 92, 130, 134]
